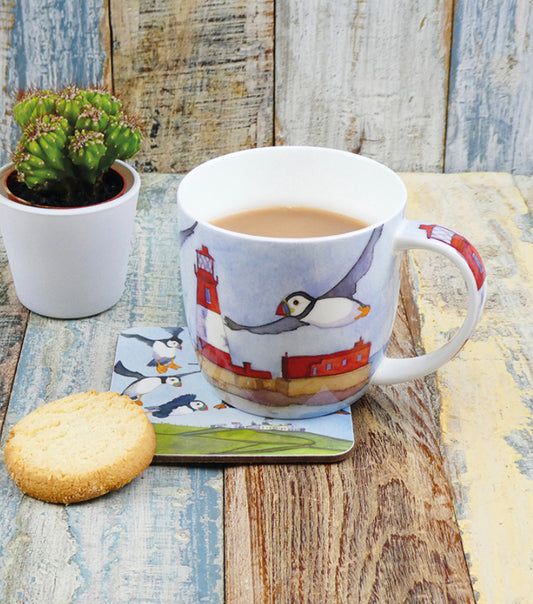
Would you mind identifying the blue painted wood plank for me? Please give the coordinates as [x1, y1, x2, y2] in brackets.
[7, 0, 109, 91]
[0, 0, 111, 165]
[0, 174, 223, 603]
[446, 0, 533, 173]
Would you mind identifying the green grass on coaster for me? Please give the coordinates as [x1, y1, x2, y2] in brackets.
[154, 424, 353, 457]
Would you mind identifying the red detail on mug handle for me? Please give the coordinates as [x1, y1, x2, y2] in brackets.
[372, 220, 486, 386]
[419, 224, 486, 290]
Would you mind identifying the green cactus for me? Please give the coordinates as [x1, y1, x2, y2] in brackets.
[11, 86, 142, 207]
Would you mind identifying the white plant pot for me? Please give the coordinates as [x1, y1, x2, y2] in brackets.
[0, 160, 140, 319]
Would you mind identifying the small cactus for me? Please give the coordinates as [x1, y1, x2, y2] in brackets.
[11, 85, 142, 206]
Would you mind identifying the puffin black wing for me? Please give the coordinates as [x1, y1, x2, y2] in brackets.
[113, 360, 146, 379]
[224, 315, 304, 335]
[122, 332, 156, 346]
[322, 225, 383, 299]
[145, 394, 196, 415]
[179, 222, 198, 246]
[145, 394, 197, 417]
[175, 369, 201, 378]
[168, 327, 184, 339]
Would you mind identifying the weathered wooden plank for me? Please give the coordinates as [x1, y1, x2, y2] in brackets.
[445, 1, 533, 173]
[1, 1, 533, 176]
[514, 174, 533, 215]
[0, 2, 16, 166]
[110, 0, 274, 173]
[225, 261, 474, 602]
[275, 0, 453, 172]
[0, 0, 112, 166]
[0, 1, 25, 421]
[401, 172, 533, 603]
[0, 235, 28, 431]
[0, 175, 223, 603]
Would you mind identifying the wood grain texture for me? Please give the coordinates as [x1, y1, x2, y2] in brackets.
[0, 1, 16, 165]
[0, 175, 223, 603]
[110, 0, 274, 173]
[224, 261, 474, 603]
[0, 0, 112, 166]
[445, 1, 533, 173]
[401, 173, 533, 603]
[275, 0, 453, 172]
[1, 2, 533, 173]
[514, 174, 533, 215]
[0, 236, 28, 432]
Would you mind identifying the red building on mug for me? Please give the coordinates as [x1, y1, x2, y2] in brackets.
[194, 245, 372, 399]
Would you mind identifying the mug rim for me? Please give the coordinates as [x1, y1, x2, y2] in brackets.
[177, 146, 407, 243]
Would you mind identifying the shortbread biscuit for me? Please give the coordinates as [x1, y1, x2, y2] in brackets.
[4, 390, 156, 504]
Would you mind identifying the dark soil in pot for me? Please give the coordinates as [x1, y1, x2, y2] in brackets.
[5, 168, 125, 208]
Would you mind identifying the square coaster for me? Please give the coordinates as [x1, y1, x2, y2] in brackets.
[111, 326, 355, 463]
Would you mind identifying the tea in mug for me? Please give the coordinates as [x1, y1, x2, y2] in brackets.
[211, 206, 369, 238]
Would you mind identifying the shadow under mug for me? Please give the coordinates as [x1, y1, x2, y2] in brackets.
[177, 147, 486, 419]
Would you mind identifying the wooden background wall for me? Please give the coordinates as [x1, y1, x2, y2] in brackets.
[0, 0, 532, 174]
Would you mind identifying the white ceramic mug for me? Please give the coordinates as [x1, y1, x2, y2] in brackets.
[177, 147, 486, 419]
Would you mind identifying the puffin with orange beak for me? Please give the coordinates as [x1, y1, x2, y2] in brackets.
[224, 225, 382, 335]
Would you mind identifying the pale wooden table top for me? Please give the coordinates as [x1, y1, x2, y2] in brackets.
[0, 172, 531, 603]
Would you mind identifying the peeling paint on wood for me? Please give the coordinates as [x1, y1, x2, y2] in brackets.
[110, 0, 274, 173]
[6, 0, 110, 90]
[401, 172, 533, 604]
[1, 2, 533, 172]
[446, 1, 533, 173]
[0, 241, 28, 430]
[514, 174, 533, 216]
[0, 0, 111, 165]
[0, 2, 16, 164]
[275, 0, 453, 172]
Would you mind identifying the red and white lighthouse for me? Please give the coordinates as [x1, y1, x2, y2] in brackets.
[194, 246, 230, 353]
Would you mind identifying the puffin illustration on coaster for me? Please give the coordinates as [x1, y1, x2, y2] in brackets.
[111, 326, 355, 463]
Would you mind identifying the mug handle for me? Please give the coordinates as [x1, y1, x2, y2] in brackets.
[372, 221, 487, 386]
